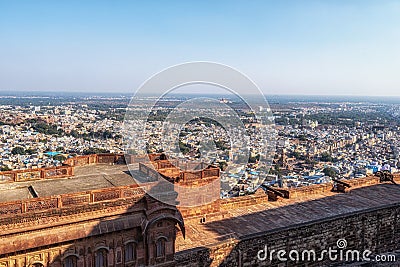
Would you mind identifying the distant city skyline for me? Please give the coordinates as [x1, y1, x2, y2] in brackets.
[1, 1, 399, 96]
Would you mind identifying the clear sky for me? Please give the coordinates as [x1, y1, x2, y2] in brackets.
[0, 0, 399, 96]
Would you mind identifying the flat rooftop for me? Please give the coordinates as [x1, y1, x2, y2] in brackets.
[0, 164, 140, 202]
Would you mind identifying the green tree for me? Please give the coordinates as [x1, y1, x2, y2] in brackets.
[83, 148, 109, 155]
[269, 165, 282, 178]
[323, 167, 337, 178]
[0, 166, 11, 171]
[53, 154, 67, 162]
[32, 122, 59, 135]
[218, 162, 228, 171]
[25, 148, 36, 155]
[298, 135, 307, 141]
[179, 141, 190, 154]
[320, 152, 333, 162]
[11, 146, 26, 155]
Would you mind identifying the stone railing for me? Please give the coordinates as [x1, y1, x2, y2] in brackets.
[138, 161, 220, 184]
[123, 153, 164, 164]
[0, 153, 130, 184]
[179, 167, 220, 183]
[62, 153, 161, 166]
[0, 184, 146, 217]
[63, 153, 126, 167]
[0, 165, 73, 183]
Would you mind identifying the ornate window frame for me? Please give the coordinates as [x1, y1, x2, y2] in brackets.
[155, 236, 168, 259]
[94, 247, 109, 267]
[62, 254, 79, 267]
[124, 240, 138, 264]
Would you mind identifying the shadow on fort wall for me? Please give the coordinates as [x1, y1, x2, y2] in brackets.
[171, 183, 400, 267]
[49, 174, 399, 266]
[45, 177, 186, 267]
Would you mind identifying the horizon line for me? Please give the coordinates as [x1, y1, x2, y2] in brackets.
[1, 89, 400, 98]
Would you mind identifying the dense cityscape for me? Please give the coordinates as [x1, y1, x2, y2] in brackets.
[1, 92, 399, 197]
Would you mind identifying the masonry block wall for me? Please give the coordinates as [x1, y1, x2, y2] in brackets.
[175, 204, 400, 267]
[0, 187, 184, 267]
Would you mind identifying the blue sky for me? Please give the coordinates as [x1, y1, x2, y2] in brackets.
[0, 0, 399, 96]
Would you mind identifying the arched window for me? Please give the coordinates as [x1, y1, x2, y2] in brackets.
[95, 249, 108, 267]
[63, 255, 77, 267]
[124, 242, 136, 262]
[31, 264, 44, 267]
[155, 238, 165, 258]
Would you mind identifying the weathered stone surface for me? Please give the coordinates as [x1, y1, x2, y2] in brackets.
[175, 183, 400, 266]
[0, 154, 399, 266]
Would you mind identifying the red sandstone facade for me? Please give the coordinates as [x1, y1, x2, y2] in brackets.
[1, 154, 399, 266]
[137, 154, 220, 206]
[0, 184, 184, 267]
[0, 154, 185, 267]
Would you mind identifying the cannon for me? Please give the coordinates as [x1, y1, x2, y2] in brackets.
[262, 185, 290, 201]
[331, 178, 351, 193]
[375, 170, 397, 185]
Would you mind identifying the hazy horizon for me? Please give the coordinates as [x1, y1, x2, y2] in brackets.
[2, 89, 400, 98]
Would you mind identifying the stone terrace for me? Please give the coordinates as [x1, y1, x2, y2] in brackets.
[175, 176, 400, 252]
[0, 164, 137, 202]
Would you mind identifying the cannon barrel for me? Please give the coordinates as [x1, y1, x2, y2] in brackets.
[331, 178, 351, 188]
[263, 185, 290, 199]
